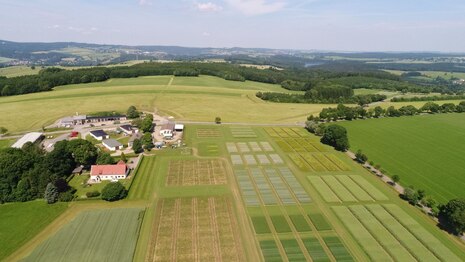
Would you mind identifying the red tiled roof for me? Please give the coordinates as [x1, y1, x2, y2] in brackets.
[90, 163, 127, 176]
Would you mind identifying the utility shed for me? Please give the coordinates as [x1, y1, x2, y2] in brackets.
[11, 132, 44, 149]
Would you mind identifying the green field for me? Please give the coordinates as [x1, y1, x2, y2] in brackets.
[24, 208, 144, 262]
[0, 139, 14, 149]
[0, 75, 333, 133]
[0, 201, 68, 260]
[340, 113, 465, 202]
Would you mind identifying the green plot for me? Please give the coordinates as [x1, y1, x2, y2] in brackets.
[332, 206, 390, 261]
[307, 176, 340, 203]
[307, 213, 332, 231]
[322, 236, 354, 262]
[321, 176, 358, 202]
[270, 215, 292, 233]
[198, 142, 220, 156]
[289, 215, 312, 232]
[336, 176, 373, 202]
[24, 208, 144, 262]
[349, 175, 388, 201]
[127, 156, 157, 200]
[301, 236, 330, 262]
[251, 216, 272, 234]
[280, 239, 307, 261]
[349, 205, 414, 261]
[260, 240, 283, 262]
[383, 204, 462, 262]
[366, 204, 440, 262]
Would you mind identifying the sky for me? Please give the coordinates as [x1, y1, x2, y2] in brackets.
[1, 0, 465, 52]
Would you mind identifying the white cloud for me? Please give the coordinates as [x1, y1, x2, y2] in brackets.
[226, 0, 286, 15]
[196, 2, 223, 12]
[138, 0, 152, 6]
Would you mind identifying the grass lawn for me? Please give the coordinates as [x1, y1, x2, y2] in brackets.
[0, 139, 14, 149]
[340, 113, 465, 203]
[0, 201, 68, 260]
[69, 175, 131, 199]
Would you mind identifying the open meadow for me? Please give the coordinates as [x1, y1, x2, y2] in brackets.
[0, 75, 332, 133]
[340, 113, 465, 203]
[0, 201, 68, 260]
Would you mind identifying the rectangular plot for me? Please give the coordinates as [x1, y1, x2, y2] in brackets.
[349, 205, 414, 261]
[236, 142, 250, 153]
[300, 153, 326, 171]
[166, 160, 227, 186]
[291, 127, 310, 137]
[248, 142, 262, 152]
[197, 128, 221, 138]
[326, 154, 351, 171]
[366, 205, 440, 262]
[231, 155, 244, 165]
[310, 143, 328, 152]
[256, 154, 271, 165]
[308, 176, 340, 203]
[301, 236, 330, 262]
[289, 153, 311, 171]
[243, 154, 257, 165]
[280, 239, 307, 261]
[321, 176, 358, 202]
[266, 174, 295, 205]
[313, 154, 339, 171]
[322, 236, 354, 262]
[332, 206, 391, 261]
[278, 168, 311, 203]
[274, 140, 294, 152]
[289, 215, 312, 232]
[349, 175, 389, 201]
[307, 213, 332, 231]
[269, 154, 284, 164]
[226, 142, 238, 153]
[336, 176, 373, 201]
[260, 142, 274, 152]
[383, 204, 461, 262]
[270, 215, 292, 233]
[251, 216, 271, 234]
[260, 240, 283, 262]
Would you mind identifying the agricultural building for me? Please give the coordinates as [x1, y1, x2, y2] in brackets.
[120, 124, 138, 135]
[102, 139, 123, 151]
[11, 132, 44, 149]
[89, 130, 109, 141]
[90, 160, 128, 182]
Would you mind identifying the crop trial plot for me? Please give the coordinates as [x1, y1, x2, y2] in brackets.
[308, 176, 341, 203]
[264, 168, 295, 204]
[25, 208, 144, 262]
[256, 154, 271, 164]
[269, 154, 284, 164]
[260, 141, 274, 151]
[234, 169, 260, 206]
[230, 155, 244, 165]
[322, 236, 354, 262]
[278, 167, 312, 203]
[280, 239, 307, 261]
[197, 128, 221, 138]
[248, 142, 263, 152]
[166, 159, 227, 186]
[236, 142, 251, 152]
[230, 127, 257, 138]
[260, 240, 283, 262]
[226, 142, 238, 153]
[289, 214, 312, 232]
[251, 216, 272, 234]
[301, 236, 331, 262]
[251, 169, 279, 205]
[243, 154, 257, 165]
[149, 197, 244, 262]
[308, 213, 332, 231]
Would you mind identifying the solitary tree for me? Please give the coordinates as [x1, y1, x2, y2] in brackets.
[0, 126, 7, 134]
[101, 182, 127, 202]
[126, 106, 140, 119]
[320, 124, 350, 151]
[44, 182, 58, 204]
[215, 116, 222, 124]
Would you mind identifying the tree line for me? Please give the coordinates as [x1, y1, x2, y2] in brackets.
[256, 91, 386, 105]
[391, 94, 465, 102]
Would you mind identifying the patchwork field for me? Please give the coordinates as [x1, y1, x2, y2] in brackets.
[340, 114, 465, 202]
[147, 197, 244, 262]
[166, 159, 227, 186]
[24, 208, 144, 262]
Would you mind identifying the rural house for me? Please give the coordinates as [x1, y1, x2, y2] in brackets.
[89, 130, 109, 141]
[102, 139, 123, 151]
[159, 123, 175, 139]
[89, 160, 129, 182]
[120, 124, 138, 135]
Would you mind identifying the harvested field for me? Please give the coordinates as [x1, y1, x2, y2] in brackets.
[166, 159, 227, 186]
[148, 197, 243, 262]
